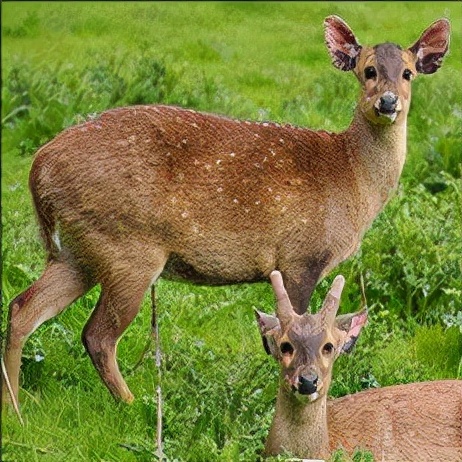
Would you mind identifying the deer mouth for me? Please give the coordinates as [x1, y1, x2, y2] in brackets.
[373, 92, 402, 123]
[292, 386, 321, 403]
[289, 375, 324, 402]
[374, 106, 398, 123]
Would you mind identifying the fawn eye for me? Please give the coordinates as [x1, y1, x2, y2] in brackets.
[322, 342, 334, 355]
[280, 342, 294, 355]
[364, 66, 377, 80]
[402, 69, 413, 81]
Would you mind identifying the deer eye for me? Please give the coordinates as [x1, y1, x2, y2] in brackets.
[322, 342, 334, 355]
[364, 66, 377, 80]
[402, 69, 413, 81]
[280, 342, 294, 355]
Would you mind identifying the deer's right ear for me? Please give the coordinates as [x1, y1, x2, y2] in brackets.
[255, 309, 280, 356]
[335, 308, 368, 354]
[324, 15, 362, 71]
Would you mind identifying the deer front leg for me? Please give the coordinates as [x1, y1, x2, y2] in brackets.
[81, 262, 164, 403]
[282, 254, 330, 314]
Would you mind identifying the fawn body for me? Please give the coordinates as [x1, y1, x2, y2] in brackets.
[258, 272, 462, 461]
[3, 16, 450, 404]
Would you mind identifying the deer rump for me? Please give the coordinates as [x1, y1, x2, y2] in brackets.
[31, 104, 358, 298]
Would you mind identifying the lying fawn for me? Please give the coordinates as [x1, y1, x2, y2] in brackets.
[3, 16, 450, 405]
[257, 271, 462, 461]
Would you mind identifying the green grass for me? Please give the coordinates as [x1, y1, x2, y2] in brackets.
[2, 2, 462, 461]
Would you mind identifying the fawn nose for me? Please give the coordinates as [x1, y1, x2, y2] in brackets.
[298, 374, 318, 395]
[379, 92, 398, 113]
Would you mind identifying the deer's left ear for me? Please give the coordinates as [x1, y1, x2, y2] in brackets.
[255, 310, 280, 356]
[409, 18, 450, 74]
[335, 309, 368, 354]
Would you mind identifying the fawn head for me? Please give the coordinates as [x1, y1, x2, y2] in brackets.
[256, 271, 367, 402]
[324, 16, 450, 125]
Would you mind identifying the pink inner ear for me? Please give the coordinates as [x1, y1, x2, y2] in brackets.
[324, 16, 361, 71]
[348, 312, 368, 338]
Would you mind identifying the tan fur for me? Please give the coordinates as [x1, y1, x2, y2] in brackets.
[2, 17, 450, 405]
[260, 273, 462, 462]
[328, 380, 462, 462]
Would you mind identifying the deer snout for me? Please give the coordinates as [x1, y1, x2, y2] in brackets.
[377, 91, 398, 114]
[297, 373, 318, 395]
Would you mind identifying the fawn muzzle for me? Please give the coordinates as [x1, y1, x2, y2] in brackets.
[375, 91, 400, 121]
[378, 92, 398, 114]
[297, 374, 318, 395]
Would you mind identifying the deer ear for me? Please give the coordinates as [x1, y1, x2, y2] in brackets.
[408, 18, 450, 74]
[324, 15, 362, 71]
[335, 309, 368, 354]
[255, 309, 280, 356]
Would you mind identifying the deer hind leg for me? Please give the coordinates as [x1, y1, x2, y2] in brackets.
[81, 263, 164, 403]
[2, 258, 90, 404]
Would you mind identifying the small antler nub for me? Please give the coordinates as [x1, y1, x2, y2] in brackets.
[320, 275, 345, 327]
[270, 271, 295, 328]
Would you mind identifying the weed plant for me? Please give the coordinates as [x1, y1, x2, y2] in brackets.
[2, 2, 461, 461]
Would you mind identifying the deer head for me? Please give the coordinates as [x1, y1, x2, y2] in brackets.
[324, 15, 450, 125]
[256, 271, 368, 401]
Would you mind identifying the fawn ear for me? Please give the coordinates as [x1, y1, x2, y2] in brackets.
[408, 18, 450, 74]
[324, 15, 362, 71]
[255, 309, 280, 356]
[335, 309, 368, 354]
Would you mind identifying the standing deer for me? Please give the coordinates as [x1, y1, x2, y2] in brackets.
[2, 16, 450, 405]
[258, 271, 462, 461]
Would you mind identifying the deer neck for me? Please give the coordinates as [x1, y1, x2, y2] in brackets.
[265, 386, 329, 458]
[346, 108, 408, 217]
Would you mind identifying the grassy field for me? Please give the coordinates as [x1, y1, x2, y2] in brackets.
[2, 2, 462, 461]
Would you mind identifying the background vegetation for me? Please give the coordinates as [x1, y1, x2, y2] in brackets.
[2, 2, 461, 461]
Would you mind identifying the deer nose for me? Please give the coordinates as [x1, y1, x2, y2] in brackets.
[379, 92, 398, 113]
[298, 374, 318, 395]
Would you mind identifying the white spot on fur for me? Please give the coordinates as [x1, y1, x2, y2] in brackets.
[181, 211, 189, 218]
[233, 198, 239, 204]
[217, 187, 223, 193]
[52, 229, 62, 251]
